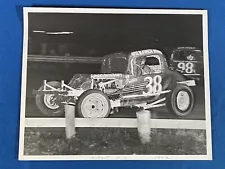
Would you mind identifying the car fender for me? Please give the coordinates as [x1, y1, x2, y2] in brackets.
[165, 69, 196, 89]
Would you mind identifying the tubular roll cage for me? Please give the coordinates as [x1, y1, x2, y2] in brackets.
[33, 80, 84, 97]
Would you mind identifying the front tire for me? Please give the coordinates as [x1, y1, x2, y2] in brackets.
[35, 81, 64, 117]
[76, 89, 111, 118]
[166, 84, 195, 117]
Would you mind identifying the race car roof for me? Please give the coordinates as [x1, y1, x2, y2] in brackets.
[173, 46, 202, 51]
[102, 49, 163, 61]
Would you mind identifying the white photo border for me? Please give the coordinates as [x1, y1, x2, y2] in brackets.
[18, 7, 212, 161]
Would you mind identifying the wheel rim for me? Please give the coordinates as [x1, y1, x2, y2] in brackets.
[43, 94, 59, 109]
[81, 93, 109, 118]
[176, 91, 190, 111]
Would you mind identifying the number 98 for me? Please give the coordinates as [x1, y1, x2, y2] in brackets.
[177, 62, 194, 74]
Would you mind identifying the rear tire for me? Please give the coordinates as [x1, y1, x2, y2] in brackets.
[76, 89, 111, 118]
[35, 81, 64, 117]
[166, 84, 195, 117]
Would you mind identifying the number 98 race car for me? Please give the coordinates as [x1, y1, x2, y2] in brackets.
[33, 49, 196, 118]
[169, 47, 204, 84]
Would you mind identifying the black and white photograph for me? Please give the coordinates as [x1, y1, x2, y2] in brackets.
[19, 7, 212, 160]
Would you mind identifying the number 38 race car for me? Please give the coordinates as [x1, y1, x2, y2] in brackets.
[33, 49, 196, 118]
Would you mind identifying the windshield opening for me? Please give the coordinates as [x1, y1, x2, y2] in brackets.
[173, 50, 203, 61]
[145, 57, 160, 66]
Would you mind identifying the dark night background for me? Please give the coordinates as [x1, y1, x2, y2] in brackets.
[26, 13, 204, 98]
[28, 13, 203, 58]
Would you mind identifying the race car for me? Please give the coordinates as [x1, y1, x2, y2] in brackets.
[169, 47, 204, 84]
[33, 49, 196, 118]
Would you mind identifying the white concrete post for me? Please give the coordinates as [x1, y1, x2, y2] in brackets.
[136, 109, 151, 144]
[65, 104, 76, 139]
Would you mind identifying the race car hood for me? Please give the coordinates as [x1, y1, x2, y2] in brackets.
[68, 73, 129, 91]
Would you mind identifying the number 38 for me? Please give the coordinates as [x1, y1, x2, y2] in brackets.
[143, 75, 162, 95]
